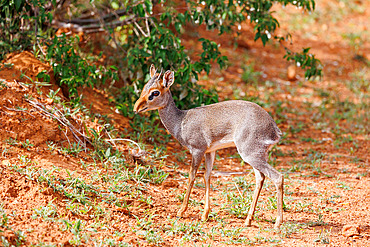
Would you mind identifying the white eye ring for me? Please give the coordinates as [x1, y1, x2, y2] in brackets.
[152, 91, 160, 96]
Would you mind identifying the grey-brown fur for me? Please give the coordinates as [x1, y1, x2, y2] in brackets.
[134, 65, 284, 228]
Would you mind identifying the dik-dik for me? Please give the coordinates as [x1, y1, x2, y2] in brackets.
[134, 65, 284, 228]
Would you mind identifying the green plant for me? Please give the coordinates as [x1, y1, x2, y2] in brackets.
[61, 142, 84, 156]
[0, 79, 8, 90]
[222, 189, 252, 218]
[109, 0, 322, 119]
[166, 219, 207, 242]
[241, 63, 262, 84]
[342, 31, 368, 55]
[21, 139, 34, 150]
[279, 222, 306, 238]
[0, 0, 52, 60]
[309, 213, 327, 227]
[284, 47, 322, 79]
[38, 34, 118, 104]
[0, 204, 27, 246]
[131, 165, 169, 184]
[218, 226, 250, 244]
[347, 68, 369, 95]
[313, 228, 331, 244]
[336, 181, 352, 190]
[5, 137, 18, 146]
[32, 201, 58, 221]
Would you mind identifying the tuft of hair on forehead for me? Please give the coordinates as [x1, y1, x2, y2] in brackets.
[144, 69, 163, 91]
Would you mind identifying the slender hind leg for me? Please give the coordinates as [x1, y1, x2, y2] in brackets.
[245, 168, 265, 226]
[201, 151, 215, 221]
[177, 150, 204, 218]
[240, 153, 284, 228]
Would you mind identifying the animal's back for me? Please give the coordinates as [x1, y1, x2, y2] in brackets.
[181, 100, 281, 151]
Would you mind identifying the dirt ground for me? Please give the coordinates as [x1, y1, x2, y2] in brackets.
[0, 0, 369, 246]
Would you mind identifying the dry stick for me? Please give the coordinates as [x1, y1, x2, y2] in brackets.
[26, 99, 143, 156]
[234, 181, 244, 199]
[26, 99, 91, 147]
[61, 127, 71, 147]
[105, 138, 144, 157]
[3, 106, 36, 118]
[48, 106, 85, 145]
[134, 21, 148, 37]
[105, 130, 116, 147]
[14, 80, 29, 91]
[67, 8, 128, 25]
[53, 16, 136, 34]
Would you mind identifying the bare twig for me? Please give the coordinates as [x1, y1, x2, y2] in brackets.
[134, 21, 148, 37]
[37, 41, 46, 56]
[52, 15, 137, 34]
[106, 138, 145, 157]
[26, 99, 92, 147]
[68, 9, 128, 25]
[234, 181, 244, 198]
[3, 106, 36, 118]
[62, 128, 71, 146]
[14, 79, 29, 91]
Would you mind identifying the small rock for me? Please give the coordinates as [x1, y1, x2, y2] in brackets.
[46, 98, 53, 105]
[42, 187, 54, 195]
[342, 224, 360, 237]
[287, 65, 296, 81]
[162, 179, 179, 189]
[116, 236, 124, 241]
[136, 230, 146, 238]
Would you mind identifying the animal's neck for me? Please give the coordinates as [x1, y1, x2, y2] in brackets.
[158, 91, 185, 140]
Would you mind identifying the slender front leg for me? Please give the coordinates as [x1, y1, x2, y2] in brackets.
[245, 168, 265, 226]
[201, 151, 215, 221]
[274, 175, 284, 228]
[177, 151, 204, 218]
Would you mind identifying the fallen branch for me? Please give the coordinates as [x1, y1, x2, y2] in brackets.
[26, 99, 91, 147]
[106, 138, 145, 158]
[67, 9, 128, 25]
[3, 106, 36, 118]
[26, 99, 146, 158]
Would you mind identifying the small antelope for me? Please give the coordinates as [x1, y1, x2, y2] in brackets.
[134, 65, 284, 228]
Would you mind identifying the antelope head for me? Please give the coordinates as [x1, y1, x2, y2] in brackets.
[133, 64, 174, 113]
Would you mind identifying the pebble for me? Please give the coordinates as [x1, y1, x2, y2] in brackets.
[342, 224, 360, 237]
[287, 65, 296, 81]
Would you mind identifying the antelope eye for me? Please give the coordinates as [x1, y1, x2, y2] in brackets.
[148, 90, 160, 101]
[152, 91, 160, 96]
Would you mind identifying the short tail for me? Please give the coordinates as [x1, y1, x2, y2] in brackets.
[275, 125, 282, 140]
[264, 123, 282, 146]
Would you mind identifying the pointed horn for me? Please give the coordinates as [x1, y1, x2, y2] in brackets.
[153, 67, 158, 78]
[158, 68, 163, 79]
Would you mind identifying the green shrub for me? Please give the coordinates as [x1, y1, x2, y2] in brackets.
[38, 34, 118, 104]
[0, 0, 52, 60]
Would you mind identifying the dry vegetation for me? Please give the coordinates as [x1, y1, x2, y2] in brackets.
[0, 0, 369, 246]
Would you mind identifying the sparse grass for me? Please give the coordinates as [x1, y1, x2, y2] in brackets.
[1, 1, 368, 245]
[241, 62, 262, 85]
[3, 151, 172, 244]
[0, 204, 27, 246]
[336, 181, 352, 190]
[279, 222, 307, 238]
[166, 219, 207, 243]
[313, 228, 331, 244]
[32, 201, 58, 221]
[347, 68, 369, 95]
[287, 149, 327, 174]
[221, 181, 253, 218]
[308, 213, 327, 227]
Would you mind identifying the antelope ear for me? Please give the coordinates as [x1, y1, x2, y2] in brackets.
[163, 70, 174, 89]
[150, 64, 156, 78]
